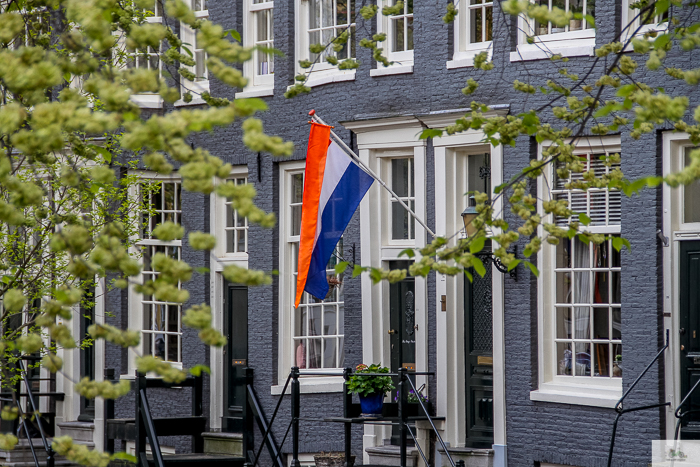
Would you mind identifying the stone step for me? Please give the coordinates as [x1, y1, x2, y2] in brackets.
[365, 445, 420, 467]
[0, 439, 71, 466]
[57, 421, 96, 446]
[201, 432, 243, 456]
[437, 446, 494, 467]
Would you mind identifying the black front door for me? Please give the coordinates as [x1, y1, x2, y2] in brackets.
[680, 241, 700, 438]
[464, 253, 494, 448]
[389, 261, 416, 445]
[223, 284, 248, 433]
[79, 285, 96, 421]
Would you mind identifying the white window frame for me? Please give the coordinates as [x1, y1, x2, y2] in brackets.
[533, 136, 622, 408]
[179, 0, 209, 103]
[294, 0, 357, 89]
[126, 172, 184, 375]
[275, 162, 346, 393]
[117, 11, 164, 109]
[621, 0, 669, 42]
[381, 153, 416, 246]
[447, 0, 493, 69]
[212, 169, 250, 260]
[370, 0, 414, 77]
[238, 0, 275, 98]
[511, 0, 596, 62]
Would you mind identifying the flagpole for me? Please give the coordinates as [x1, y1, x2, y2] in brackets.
[309, 110, 437, 239]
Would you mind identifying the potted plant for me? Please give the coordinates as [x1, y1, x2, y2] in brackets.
[347, 364, 394, 417]
[314, 452, 355, 467]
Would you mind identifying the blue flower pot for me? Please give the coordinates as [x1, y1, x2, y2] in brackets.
[359, 392, 384, 416]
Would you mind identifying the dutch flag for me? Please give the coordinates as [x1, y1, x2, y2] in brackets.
[294, 122, 374, 307]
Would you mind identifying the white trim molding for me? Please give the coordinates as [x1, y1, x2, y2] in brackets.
[425, 108, 506, 460]
[447, 0, 493, 69]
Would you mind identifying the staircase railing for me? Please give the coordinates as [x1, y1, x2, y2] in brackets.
[17, 358, 56, 467]
[607, 329, 670, 467]
[247, 369, 289, 467]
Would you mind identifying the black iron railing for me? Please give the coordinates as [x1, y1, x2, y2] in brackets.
[607, 329, 670, 467]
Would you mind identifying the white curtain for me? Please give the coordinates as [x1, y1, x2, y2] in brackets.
[574, 239, 590, 375]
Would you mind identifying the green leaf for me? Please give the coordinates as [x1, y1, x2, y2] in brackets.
[189, 364, 211, 376]
[494, 183, 506, 194]
[111, 452, 138, 463]
[612, 236, 632, 252]
[464, 270, 473, 283]
[420, 128, 443, 139]
[522, 260, 539, 277]
[507, 259, 521, 272]
[369, 267, 383, 284]
[195, 267, 210, 274]
[578, 213, 591, 226]
[181, 44, 193, 57]
[472, 257, 486, 277]
[578, 233, 590, 244]
[584, 14, 595, 28]
[352, 265, 366, 278]
[89, 144, 112, 163]
[398, 248, 415, 258]
[334, 261, 349, 274]
[469, 236, 486, 254]
[654, 33, 671, 50]
[225, 29, 241, 42]
[617, 84, 637, 98]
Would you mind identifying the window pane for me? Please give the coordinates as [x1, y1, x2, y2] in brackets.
[593, 271, 609, 303]
[406, 16, 413, 50]
[556, 272, 571, 303]
[557, 342, 572, 375]
[392, 201, 409, 239]
[556, 307, 572, 339]
[684, 147, 700, 223]
[556, 239, 571, 269]
[574, 307, 590, 339]
[574, 342, 590, 376]
[392, 159, 409, 197]
[393, 18, 405, 52]
[594, 343, 609, 376]
[593, 307, 609, 339]
[310, 0, 320, 28]
[470, 6, 482, 43]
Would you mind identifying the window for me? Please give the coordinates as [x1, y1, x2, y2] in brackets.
[241, 0, 274, 94]
[180, 0, 209, 96]
[511, 0, 596, 62]
[283, 169, 345, 370]
[683, 147, 700, 224]
[224, 176, 248, 254]
[295, 0, 357, 86]
[535, 139, 623, 406]
[531, 0, 594, 36]
[621, 0, 669, 40]
[389, 158, 415, 241]
[373, 0, 413, 72]
[449, 0, 493, 68]
[136, 178, 183, 364]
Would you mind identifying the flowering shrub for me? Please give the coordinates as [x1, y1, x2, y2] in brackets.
[394, 384, 428, 404]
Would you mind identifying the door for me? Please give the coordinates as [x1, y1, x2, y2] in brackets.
[79, 285, 96, 421]
[388, 261, 415, 445]
[464, 251, 494, 448]
[680, 241, 700, 438]
[222, 284, 248, 433]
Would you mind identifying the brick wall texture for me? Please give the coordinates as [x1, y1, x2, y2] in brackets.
[102, 0, 700, 465]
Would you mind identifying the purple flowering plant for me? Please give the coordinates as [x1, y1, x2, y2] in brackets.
[394, 384, 428, 403]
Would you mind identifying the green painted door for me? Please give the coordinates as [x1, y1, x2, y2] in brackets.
[223, 285, 248, 433]
[680, 241, 700, 438]
[464, 252, 494, 448]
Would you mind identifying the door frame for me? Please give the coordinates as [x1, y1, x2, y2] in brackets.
[662, 132, 700, 439]
[429, 113, 506, 454]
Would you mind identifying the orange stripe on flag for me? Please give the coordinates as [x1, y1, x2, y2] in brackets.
[295, 122, 332, 308]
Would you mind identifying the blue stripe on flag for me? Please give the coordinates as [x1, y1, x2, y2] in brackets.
[304, 162, 374, 300]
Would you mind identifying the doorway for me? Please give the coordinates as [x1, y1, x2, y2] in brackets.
[464, 251, 494, 448]
[680, 241, 700, 438]
[222, 284, 248, 433]
[388, 261, 416, 445]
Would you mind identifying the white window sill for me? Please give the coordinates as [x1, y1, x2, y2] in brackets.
[212, 255, 248, 272]
[235, 87, 274, 99]
[447, 45, 492, 69]
[510, 37, 595, 62]
[270, 376, 345, 395]
[530, 381, 621, 408]
[370, 64, 414, 77]
[130, 94, 163, 109]
[174, 97, 208, 107]
[621, 24, 669, 52]
[304, 70, 356, 88]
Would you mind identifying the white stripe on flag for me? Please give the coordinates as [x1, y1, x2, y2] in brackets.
[313, 142, 352, 248]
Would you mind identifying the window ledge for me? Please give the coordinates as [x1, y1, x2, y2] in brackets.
[370, 64, 414, 77]
[174, 97, 208, 107]
[530, 382, 621, 408]
[510, 37, 595, 62]
[130, 94, 163, 109]
[447, 45, 492, 69]
[235, 87, 274, 99]
[304, 70, 356, 88]
[270, 376, 344, 395]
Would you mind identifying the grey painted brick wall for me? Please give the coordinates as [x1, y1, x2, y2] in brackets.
[102, 0, 700, 464]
